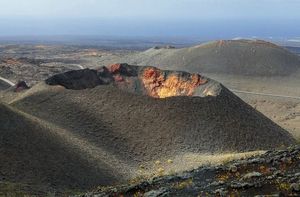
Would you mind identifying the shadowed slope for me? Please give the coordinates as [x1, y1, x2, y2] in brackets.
[0, 103, 127, 194]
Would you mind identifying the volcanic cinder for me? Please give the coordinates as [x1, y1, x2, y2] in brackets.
[120, 39, 300, 76]
[0, 64, 296, 194]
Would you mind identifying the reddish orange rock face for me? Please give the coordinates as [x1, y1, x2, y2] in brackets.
[141, 67, 207, 98]
[108, 63, 122, 74]
[105, 64, 208, 98]
[143, 67, 160, 79]
[113, 75, 124, 82]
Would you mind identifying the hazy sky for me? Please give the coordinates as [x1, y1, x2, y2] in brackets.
[0, 0, 299, 20]
[0, 0, 299, 38]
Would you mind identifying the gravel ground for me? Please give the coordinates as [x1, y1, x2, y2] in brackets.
[80, 145, 300, 197]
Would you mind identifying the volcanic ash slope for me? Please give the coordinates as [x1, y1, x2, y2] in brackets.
[122, 39, 300, 76]
[0, 64, 295, 193]
[0, 103, 122, 190]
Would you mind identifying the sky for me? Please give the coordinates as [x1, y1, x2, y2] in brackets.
[0, 0, 299, 39]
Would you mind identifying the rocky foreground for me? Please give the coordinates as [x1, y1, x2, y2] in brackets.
[79, 146, 300, 197]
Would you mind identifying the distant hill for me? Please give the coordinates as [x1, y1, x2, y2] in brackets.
[0, 64, 295, 194]
[0, 57, 84, 86]
[122, 39, 300, 76]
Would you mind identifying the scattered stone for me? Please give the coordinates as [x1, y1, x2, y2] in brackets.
[230, 182, 254, 189]
[291, 183, 300, 191]
[209, 180, 225, 186]
[241, 172, 262, 180]
[229, 165, 238, 173]
[248, 158, 262, 164]
[167, 159, 173, 164]
[214, 188, 228, 197]
[274, 171, 283, 176]
[144, 188, 169, 197]
[77, 146, 300, 197]
[294, 173, 300, 177]
[267, 175, 275, 180]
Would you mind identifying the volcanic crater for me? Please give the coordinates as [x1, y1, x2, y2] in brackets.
[45, 63, 220, 98]
[0, 64, 296, 194]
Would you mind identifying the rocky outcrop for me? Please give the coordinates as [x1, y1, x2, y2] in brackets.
[14, 81, 30, 92]
[45, 63, 220, 98]
[79, 146, 300, 197]
[46, 69, 102, 90]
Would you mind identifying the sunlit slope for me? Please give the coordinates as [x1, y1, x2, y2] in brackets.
[123, 40, 300, 76]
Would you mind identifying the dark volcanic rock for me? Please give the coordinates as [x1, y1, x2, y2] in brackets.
[15, 81, 30, 92]
[45, 69, 102, 89]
